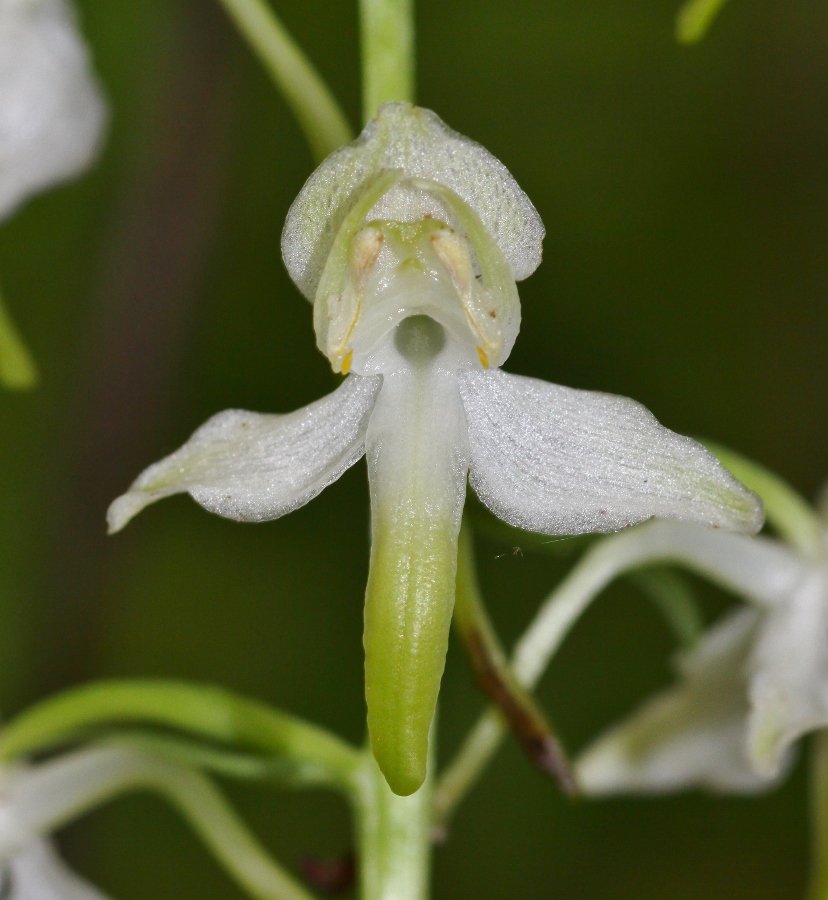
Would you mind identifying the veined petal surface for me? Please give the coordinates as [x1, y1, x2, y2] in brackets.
[282, 102, 544, 301]
[576, 609, 783, 795]
[363, 362, 469, 796]
[0, 0, 106, 221]
[458, 369, 763, 535]
[107, 374, 382, 532]
[10, 840, 112, 899]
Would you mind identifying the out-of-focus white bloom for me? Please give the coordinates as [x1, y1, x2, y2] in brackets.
[107, 103, 761, 795]
[0, 741, 316, 900]
[0, 839, 111, 899]
[576, 504, 828, 795]
[576, 607, 779, 794]
[0, 0, 106, 221]
[0, 761, 112, 899]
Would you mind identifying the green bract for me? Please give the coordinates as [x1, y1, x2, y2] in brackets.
[108, 103, 762, 796]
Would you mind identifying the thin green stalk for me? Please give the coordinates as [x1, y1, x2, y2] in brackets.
[359, 0, 415, 123]
[18, 744, 313, 900]
[434, 519, 787, 824]
[0, 679, 361, 791]
[809, 731, 828, 900]
[432, 708, 503, 830]
[93, 730, 321, 785]
[453, 522, 576, 794]
[0, 284, 37, 389]
[435, 529, 651, 823]
[216, 0, 353, 160]
[351, 744, 433, 900]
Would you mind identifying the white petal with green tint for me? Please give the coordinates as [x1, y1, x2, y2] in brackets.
[748, 566, 828, 778]
[576, 609, 784, 795]
[281, 102, 544, 301]
[0, 0, 106, 220]
[363, 323, 470, 796]
[458, 369, 763, 535]
[10, 840, 113, 899]
[107, 374, 382, 532]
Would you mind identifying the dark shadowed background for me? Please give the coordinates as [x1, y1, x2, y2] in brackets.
[0, 0, 825, 896]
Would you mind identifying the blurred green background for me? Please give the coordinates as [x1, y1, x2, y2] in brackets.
[0, 0, 826, 896]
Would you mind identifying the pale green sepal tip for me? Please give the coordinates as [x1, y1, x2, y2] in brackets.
[705, 441, 824, 559]
[708, 471, 764, 535]
[675, 0, 731, 44]
[107, 490, 157, 534]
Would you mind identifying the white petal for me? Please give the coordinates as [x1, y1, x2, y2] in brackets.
[748, 567, 828, 777]
[363, 362, 470, 795]
[608, 521, 803, 609]
[281, 102, 544, 300]
[10, 839, 111, 900]
[0, 0, 107, 221]
[458, 369, 763, 535]
[107, 374, 382, 532]
[576, 609, 786, 795]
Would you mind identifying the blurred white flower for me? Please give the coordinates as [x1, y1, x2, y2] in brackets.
[0, 760, 112, 899]
[0, 0, 106, 221]
[107, 102, 761, 794]
[576, 510, 828, 795]
[0, 839, 111, 900]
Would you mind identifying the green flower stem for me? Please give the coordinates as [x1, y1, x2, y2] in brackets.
[434, 519, 782, 824]
[707, 442, 825, 560]
[809, 731, 828, 900]
[675, 0, 730, 43]
[216, 0, 353, 160]
[359, 0, 415, 123]
[0, 284, 37, 390]
[432, 707, 502, 829]
[0, 679, 361, 791]
[351, 744, 433, 900]
[19, 744, 313, 900]
[435, 529, 653, 823]
[93, 730, 320, 784]
[453, 522, 576, 795]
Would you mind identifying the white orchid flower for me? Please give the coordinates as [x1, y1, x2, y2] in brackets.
[0, 0, 106, 220]
[107, 102, 761, 795]
[0, 763, 112, 899]
[576, 605, 781, 794]
[0, 0, 107, 389]
[0, 840, 111, 900]
[576, 484, 828, 795]
[0, 741, 312, 900]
